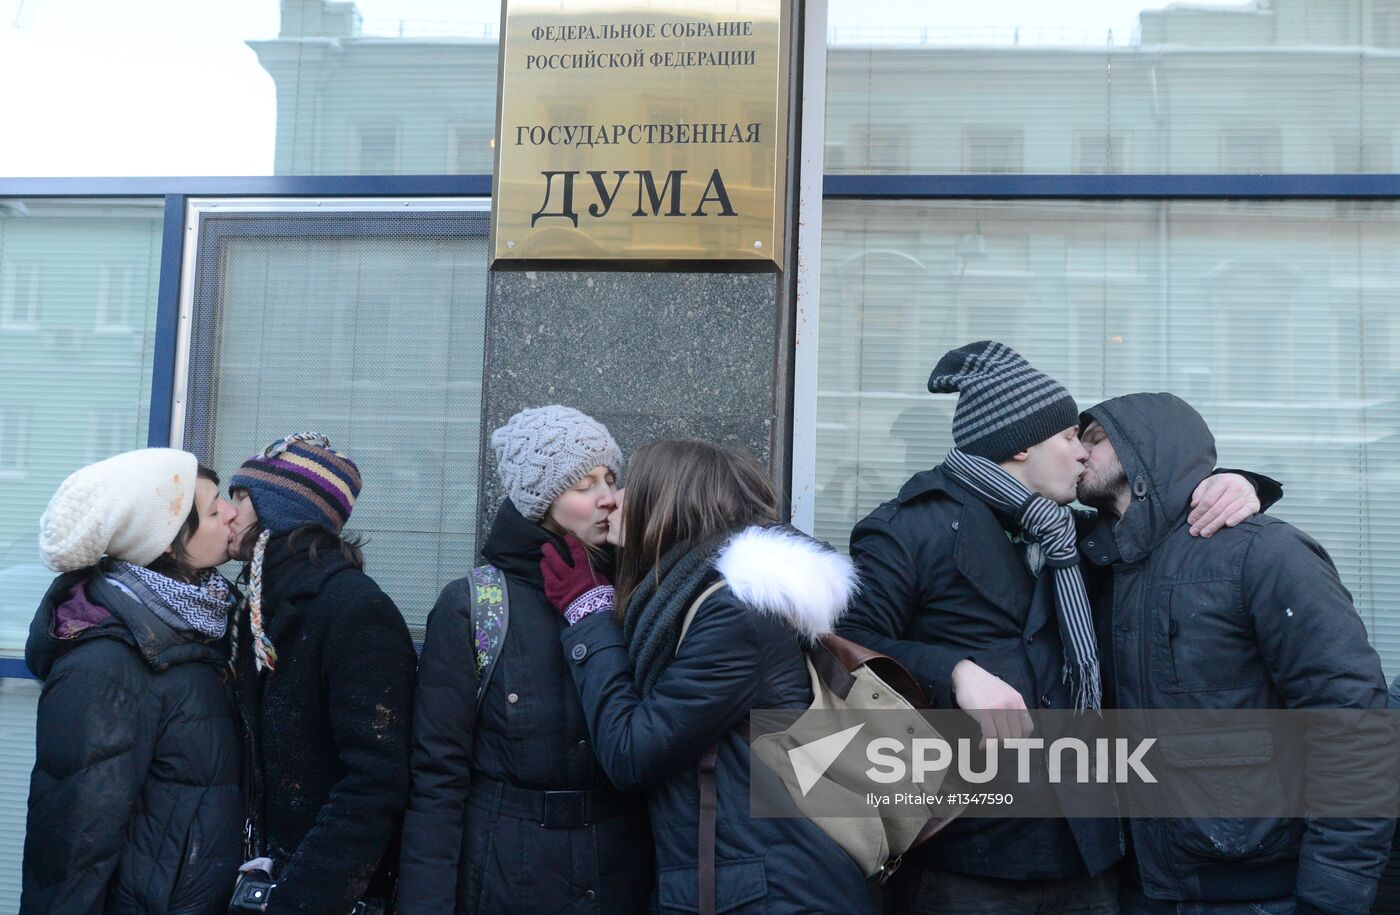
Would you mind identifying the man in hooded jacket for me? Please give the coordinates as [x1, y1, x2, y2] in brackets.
[1076, 393, 1394, 915]
[839, 342, 1278, 914]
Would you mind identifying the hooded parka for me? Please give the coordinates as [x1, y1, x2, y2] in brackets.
[397, 501, 652, 915]
[1079, 393, 1393, 914]
[231, 533, 416, 914]
[560, 526, 872, 915]
[21, 565, 243, 915]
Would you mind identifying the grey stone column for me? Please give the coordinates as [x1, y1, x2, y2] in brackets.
[476, 267, 786, 545]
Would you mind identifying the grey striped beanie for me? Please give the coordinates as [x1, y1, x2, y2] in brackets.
[928, 340, 1079, 462]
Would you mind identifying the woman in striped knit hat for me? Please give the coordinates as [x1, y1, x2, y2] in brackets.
[226, 433, 416, 915]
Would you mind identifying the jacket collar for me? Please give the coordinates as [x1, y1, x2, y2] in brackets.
[254, 533, 357, 644]
[902, 466, 1036, 623]
[26, 565, 227, 678]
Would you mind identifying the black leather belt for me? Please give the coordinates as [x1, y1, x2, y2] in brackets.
[470, 774, 640, 829]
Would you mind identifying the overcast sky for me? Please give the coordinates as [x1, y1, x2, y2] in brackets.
[0, 0, 1189, 177]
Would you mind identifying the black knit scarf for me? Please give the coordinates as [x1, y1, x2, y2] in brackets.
[622, 534, 728, 697]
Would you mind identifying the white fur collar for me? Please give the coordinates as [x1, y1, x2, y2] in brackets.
[714, 526, 857, 642]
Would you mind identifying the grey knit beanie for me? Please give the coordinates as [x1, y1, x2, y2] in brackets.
[928, 340, 1079, 462]
[490, 406, 622, 521]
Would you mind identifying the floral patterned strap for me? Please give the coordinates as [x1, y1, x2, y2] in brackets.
[469, 564, 509, 707]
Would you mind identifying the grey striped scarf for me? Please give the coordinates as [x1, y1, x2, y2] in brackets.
[944, 447, 1101, 712]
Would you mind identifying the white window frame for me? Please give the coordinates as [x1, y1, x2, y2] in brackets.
[95, 262, 139, 334]
[790, 0, 828, 535]
[1, 262, 40, 332]
[171, 197, 492, 448]
[0, 407, 32, 478]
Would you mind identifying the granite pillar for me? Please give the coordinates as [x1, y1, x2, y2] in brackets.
[476, 267, 787, 545]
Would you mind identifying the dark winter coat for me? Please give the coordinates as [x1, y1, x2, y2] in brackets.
[1080, 393, 1392, 914]
[232, 534, 416, 914]
[21, 565, 242, 915]
[397, 501, 652, 915]
[560, 526, 872, 915]
[837, 466, 1124, 882]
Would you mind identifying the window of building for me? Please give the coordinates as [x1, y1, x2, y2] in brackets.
[85, 412, 130, 465]
[1221, 128, 1283, 173]
[815, 198, 1400, 683]
[962, 127, 1024, 173]
[179, 200, 491, 638]
[352, 124, 401, 175]
[452, 124, 492, 174]
[1073, 129, 1130, 174]
[0, 264, 39, 331]
[0, 408, 30, 477]
[95, 263, 140, 333]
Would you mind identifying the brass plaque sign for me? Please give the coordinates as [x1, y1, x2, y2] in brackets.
[491, 0, 790, 266]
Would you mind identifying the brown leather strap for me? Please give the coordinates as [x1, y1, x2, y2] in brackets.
[818, 633, 933, 709]
[697, 743, 719, 915]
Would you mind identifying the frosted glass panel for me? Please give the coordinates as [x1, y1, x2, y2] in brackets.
[826, 0, 1395, 175]
[817, 199, 1400, 680]
[182, 207, 490, 637]
[0, 200, 161, 657]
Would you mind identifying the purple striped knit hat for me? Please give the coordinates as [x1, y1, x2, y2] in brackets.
[229, 433, 361, 534]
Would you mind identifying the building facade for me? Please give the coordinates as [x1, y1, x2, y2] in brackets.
[2, 0, 1399, 908]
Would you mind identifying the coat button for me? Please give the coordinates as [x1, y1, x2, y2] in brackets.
[507, 692, 519, 704]
[584, 890, 596, 901]
[951, 520, 960, 531]
[577, 739, 588, 750]
[1040, 694, 1051, 708]
[571, 643, 588, 661]
[1025, 635, 1034, 645]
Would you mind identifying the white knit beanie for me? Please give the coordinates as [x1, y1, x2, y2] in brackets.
[490, 406, 622, 522]
[39, 448, 199, 572]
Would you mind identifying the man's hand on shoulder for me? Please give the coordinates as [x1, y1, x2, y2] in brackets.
[1188, 472, 1260, 538]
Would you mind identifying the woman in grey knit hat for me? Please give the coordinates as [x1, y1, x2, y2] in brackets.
[398, 405, 652, 915]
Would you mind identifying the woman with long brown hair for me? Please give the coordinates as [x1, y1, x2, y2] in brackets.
[539, 439, 872, 914]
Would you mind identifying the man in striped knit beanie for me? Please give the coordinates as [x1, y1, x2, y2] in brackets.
[835, 341, 1272, 914]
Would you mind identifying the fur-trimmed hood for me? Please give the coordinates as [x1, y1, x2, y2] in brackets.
[714, 526, 857, 642]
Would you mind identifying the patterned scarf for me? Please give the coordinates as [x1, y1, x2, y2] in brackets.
[107, 561, 235, 640]
[943, 447, 1102, 712]
[622, 534, 728, 697]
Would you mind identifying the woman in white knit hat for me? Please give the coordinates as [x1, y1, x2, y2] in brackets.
[21, 448, 243, 915]
[398, 405, 653, 915]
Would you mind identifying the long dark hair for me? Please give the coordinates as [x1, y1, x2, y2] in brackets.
[145, 465, 221, 584]
[613, 440, 778, 615]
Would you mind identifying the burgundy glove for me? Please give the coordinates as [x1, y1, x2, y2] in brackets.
[540, 535, 615, 626]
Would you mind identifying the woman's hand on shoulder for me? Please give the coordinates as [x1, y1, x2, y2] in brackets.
[540, 535, 615, 625]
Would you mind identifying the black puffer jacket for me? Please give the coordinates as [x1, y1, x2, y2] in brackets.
[398, 502, 651, 914]
[232, 534, 416, 914]
[1081, 393, 1393, 914]
[21, 565, 242, 915]
[560, 526, 871, 914]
